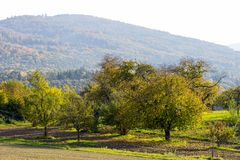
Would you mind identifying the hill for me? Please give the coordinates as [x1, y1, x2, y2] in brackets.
[229, 43, 240, 51]
[0, 14, 239, 87]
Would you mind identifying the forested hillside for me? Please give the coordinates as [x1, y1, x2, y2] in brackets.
[0, 68, 92, 91]
[0, 15, 240, 87]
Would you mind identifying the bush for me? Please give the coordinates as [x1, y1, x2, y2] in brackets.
[227, 109, 240, 135]
[4, 117, 15, 124]
[0, 115, 5, 124]
[209, 121, 235, 147]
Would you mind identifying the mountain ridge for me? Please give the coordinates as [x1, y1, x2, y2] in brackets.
[0, 14, 239, 87]
[229, 43, 240, 51]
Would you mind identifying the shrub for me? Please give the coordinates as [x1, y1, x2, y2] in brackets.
[0, 115, 5, 124]
[227, 109, 240, 135]
[209, 121, 235, 147]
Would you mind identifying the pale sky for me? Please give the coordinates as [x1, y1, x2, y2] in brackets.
[0, 0, 239, 45]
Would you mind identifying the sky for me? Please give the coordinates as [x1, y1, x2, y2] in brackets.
[0, 0, 239, 45]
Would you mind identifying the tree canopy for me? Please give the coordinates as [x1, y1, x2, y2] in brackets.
[132, 72, 205, 140]
[24, 71, 63, 137]
[59, 86, 93, 142]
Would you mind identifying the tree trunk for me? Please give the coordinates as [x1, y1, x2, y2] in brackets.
[119, 128, 127, 135]
[211, 147, 214, 159]
[92, 118, 99, 133]
[92, 109, 99, 133]
[165, 129, 171, 141]
[32, 120, 37, 127]
[211, 105, 214, 111]
[77, 129, 80, 144]
[44, 126, 47, 137]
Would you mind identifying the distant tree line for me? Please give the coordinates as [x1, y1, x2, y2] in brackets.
[0, 68, 93, 92]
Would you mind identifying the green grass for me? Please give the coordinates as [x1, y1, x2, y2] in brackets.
[134, 129, 163, 135]
[0, 137, 69, 149]
[203, 110, 231, 122]
[101, 133, 121, 137]
[0, 121, 31, 128]
[133, 128, 208, 143]
[216, 146, 240, 153]
[100, 132, 188, 147]
[75, 147, 209, 160]
[65, 139, 98, 147]
[112, 134, 136, 140]
[119, 134, 186, 145]
[132, 110, 231, 143]
[0, 137, 29, 145]
[173, 127, 209, 141]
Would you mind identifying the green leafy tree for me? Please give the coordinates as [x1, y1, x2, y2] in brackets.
[103, 77, 146, 135]
[60, 86, 93, 143]
[0, 90, 7, 106]
[87, 56, 155, 134]
[216, 87, 240, 114]
[172, 58, 220, 109]
[25, 71, 63, 137]
[215, 89, 235, 110]
[0, 80, 28, 120]
[85, 56, 120, 132]
[0, 90, 8, 119]
[135, 72, 205, 140]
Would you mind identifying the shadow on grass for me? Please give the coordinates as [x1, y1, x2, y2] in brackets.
[0, 135, 154, 151]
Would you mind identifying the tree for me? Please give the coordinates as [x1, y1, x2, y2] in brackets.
[85, 56, 121, 132]
[232, 87, 240, 115]
[24, 71, 63, 137]
[0, 90, 8, 119]
[216, 87, 240, 114]
[215, 88, 234, 110]
[87, 56, 156, 134]
[102, 77, 145, 135]
[0, 80, 28, 120]
[135, 72, 205, 140]
[60, 86, 92, 143]
[0, 90, 7, 106]
[171, 58, 220, 109]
